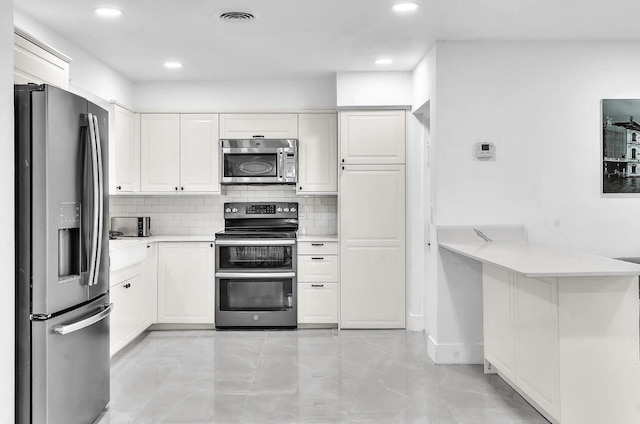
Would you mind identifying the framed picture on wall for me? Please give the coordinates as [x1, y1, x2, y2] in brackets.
[602, 99, 640, 194]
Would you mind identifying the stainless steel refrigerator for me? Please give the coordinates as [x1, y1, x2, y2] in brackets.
[15, 84, 111, 424]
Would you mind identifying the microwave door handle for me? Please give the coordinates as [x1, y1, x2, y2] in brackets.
[277, 149, 284, 181]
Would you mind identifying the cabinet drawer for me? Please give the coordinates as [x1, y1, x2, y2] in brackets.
[298, 255, 338, 282]
[297, 282, 338, 324]
[298, 241, 338, 255]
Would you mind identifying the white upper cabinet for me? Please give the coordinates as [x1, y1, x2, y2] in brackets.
[140, 113, 220, 193]
[13, 30, 70, 89]
[180, 114, 220, 193]
[298, 113, 338, 194]
[111, 105, 140, 194]
[141, 114, 181, 192]
[340, 110, 406, 164]
[219, 113, 298, 139]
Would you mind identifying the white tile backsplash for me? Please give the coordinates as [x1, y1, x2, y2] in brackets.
[109, 186, 337, 236]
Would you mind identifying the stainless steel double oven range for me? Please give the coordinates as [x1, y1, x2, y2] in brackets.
[215, 202, 298, 328]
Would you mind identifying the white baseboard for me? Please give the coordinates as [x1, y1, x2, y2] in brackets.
[406, 313, 424, 331]
[427, 335, 484, 364]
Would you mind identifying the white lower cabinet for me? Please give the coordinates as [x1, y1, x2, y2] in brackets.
[110, 263, 150, 356]
[297, 240, 339, 326]
[483, 264, 560, 421]
[482, 265, 516, 380]
[142, 242, 158, 327]
[157, 242, 215, 324]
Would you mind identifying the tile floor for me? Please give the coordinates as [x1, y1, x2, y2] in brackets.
[94, 330, 549, 424]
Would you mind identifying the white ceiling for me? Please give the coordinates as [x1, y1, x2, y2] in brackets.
[13, 0, 640, 82]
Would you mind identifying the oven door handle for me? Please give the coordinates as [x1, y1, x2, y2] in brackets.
[215, 239, 296, 246]
[215, 272, 296, 279]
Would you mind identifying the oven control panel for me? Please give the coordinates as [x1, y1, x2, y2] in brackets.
[247, 204, 276, 214]
[224, 202, 298, 218]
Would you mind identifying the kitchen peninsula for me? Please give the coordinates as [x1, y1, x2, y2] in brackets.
[439, 238, 640, 424]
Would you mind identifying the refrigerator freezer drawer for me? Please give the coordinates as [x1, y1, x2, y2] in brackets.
[31, 295, 111, 424]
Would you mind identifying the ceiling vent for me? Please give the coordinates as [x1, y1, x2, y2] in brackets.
[219, 11, 255, 22]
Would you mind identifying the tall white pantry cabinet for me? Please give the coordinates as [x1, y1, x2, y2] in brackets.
[339, 110, 406, 329]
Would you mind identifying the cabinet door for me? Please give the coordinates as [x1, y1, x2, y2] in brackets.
[110, 276, 142, 356]
[141, 242, 157, 327]
[112, 105, 140, 193]
[180, 114, 220, 193]
[140, 114, 180, 192]
[298, 283, 338, 324]
[340, 165, 405, 328]
[514, 275, 560, 420]
[14, 33, 69, 89]
[219, 113, 298, 139]
[109, 280, 127, 356]
[157, 242, 214, 324]
[340, 110, 406, 164]
[482, 264, 515, 381]
[298, 114, 337, 194]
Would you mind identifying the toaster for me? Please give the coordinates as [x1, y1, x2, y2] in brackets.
[110, 217, 151, 237]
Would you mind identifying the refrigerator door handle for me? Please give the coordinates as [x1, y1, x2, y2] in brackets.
[92, 114, 105, 284]
[52, 303, 114, 335]
[85, 113, 100, 286]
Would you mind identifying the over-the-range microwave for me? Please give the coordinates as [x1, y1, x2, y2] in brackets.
[219, 139, 298, 185]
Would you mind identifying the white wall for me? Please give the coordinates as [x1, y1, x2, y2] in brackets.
[1, 1, 14, 422]
[13, 8, 134, 107]
[410, 48, 437, 341]
[426, 40, 640, 364]
[336, 71, 412, 107]
[133, 77, 337, 111]
[436, 41, 640, 257]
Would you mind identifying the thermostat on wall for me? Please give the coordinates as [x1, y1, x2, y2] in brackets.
[476, 142, 495, 159]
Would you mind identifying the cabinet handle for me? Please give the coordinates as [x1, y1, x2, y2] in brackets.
[124, 283, 131, 289]
[175, 187, 178, 191]
[252, 135, 265, 138]
[147, 245, 151, 248]
[311, 284, 324, 288]
[181, 187, 184, 191]
[311, 257, 324, 260]
[299, 186, 302, 191]
[117, 185, 121, 190]
[210, 243, 214, 247]
[311, 243, 324, 246]
[341, 159, 344, 163]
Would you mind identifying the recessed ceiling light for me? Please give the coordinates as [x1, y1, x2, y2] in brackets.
[163, 62, 183, 69]
[375, 59, 393, 65]
[391, 2, 419, 13]
[94, 7, 123, 17]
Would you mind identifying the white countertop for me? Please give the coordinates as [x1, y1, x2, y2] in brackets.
[109, 234, 336, 251]
[150, 235, 216, 243]
[439, 241, 640, 277]
[109, 235, 215, 251]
